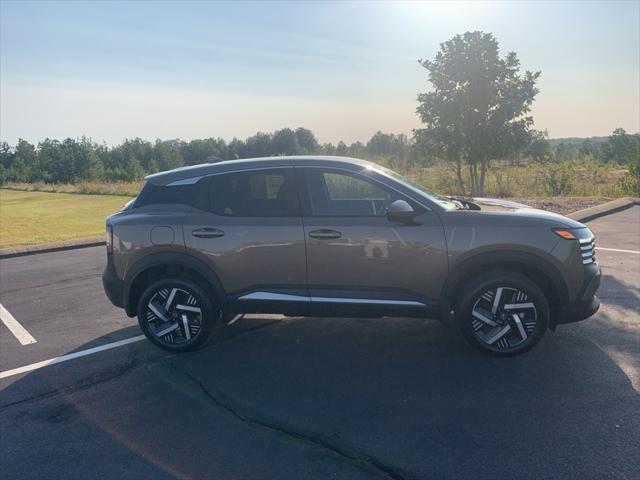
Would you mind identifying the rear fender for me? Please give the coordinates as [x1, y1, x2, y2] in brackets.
[124, 252, 226, 316]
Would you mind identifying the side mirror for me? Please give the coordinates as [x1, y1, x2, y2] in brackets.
[386, 200, 416, 223]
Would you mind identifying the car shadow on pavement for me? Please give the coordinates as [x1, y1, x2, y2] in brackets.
[1, 315, 639, 480]
[598, 273, 640, 310]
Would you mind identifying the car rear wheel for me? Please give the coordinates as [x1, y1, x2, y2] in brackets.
[137, 276, 219, 351]
[456, 272, 549, 356]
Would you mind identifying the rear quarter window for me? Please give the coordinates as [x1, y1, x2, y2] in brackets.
[136, 182, 203, 208]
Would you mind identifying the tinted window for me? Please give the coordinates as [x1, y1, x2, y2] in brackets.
[209, 169, 299, 217]
[323, 172, 388, 201]
[138, 183, 198, 207]
[305, 169, 398, 217]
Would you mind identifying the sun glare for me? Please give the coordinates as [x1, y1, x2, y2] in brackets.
[402, 0, 497, 25]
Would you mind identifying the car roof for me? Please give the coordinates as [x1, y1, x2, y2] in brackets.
[145, 156, 376, 186]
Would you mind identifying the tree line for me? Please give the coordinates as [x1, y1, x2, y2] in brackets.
[0, 128, 420, 184]
[0, 126, 637, 187]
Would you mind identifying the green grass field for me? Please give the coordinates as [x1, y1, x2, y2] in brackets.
[0, 189, 132, 249]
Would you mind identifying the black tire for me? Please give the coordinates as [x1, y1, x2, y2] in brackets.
[137, 276, 221, 352]
[456, 271, 549, 356]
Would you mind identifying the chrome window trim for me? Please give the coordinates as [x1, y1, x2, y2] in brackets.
[166, 166, 291, 186]
[167, 176, 204, 186]
[164, 164, 432, 211]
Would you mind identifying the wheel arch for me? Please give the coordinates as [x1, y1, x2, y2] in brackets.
[439, 250, 570, 330]
[123, 252, 227, 317]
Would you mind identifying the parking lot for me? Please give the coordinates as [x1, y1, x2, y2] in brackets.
[1, 207, 639, 479]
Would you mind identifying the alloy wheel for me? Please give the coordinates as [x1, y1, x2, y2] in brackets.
[144, 287, 203, 346]
[470, 287, 538, 350]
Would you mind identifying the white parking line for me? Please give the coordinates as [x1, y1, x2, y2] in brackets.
[597, 247, 640, 254]
[0, 303, 37, 345]
[0, 335, 145, 380]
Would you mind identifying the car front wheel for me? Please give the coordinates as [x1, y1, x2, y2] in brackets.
[137, 276, 219, 351]
[456, 272, 550, 356]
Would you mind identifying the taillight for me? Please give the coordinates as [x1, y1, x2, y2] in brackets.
[106, 225, 113, 254]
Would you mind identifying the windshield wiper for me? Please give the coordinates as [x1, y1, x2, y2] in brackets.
[446, 196, 468, 210]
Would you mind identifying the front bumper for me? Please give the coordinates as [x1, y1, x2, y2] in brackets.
[557, 263, 601, 325]
[564, 295, 600, 324]
[102, 256, 124, 308]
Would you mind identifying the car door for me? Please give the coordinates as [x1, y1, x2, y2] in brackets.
[183, 167, 308, 308]
[299, 166, 448, 314]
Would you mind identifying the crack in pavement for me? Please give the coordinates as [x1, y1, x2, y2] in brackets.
[212, 319, 282, 344]
[2, 317, 408, 478]
[0, 318, 282, 409]
[0, 355, 146, 410]
[0, 273, 102, 295]
[169, 363, 407, 480]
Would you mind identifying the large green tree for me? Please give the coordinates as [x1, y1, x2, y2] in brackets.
[294, 127, 319, 154]
[599, 128, 640, 165]
[416, 31, 541, 195]
[271, 128, 300, 155]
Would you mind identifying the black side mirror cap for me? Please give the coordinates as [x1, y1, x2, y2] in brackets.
[386, 199, 417, 223]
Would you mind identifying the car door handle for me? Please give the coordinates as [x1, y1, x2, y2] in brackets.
[308, 229, 342, 240]
[192, 228, 225, 238]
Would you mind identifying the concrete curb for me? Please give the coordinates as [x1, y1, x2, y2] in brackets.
[568, 197, 640, 223]
[0, 237, 105, 259]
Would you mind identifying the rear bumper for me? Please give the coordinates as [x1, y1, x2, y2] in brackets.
[102, 257, 124, 309]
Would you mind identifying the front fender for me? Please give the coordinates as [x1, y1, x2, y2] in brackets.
[438, 249, 570, 329]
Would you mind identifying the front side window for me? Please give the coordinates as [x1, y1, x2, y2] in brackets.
[373, 165, 457, 210]
[208, 169, 298, 217]
[305, 169, 399, 217]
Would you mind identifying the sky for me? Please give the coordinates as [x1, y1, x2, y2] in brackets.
[1, 0, 639, 146]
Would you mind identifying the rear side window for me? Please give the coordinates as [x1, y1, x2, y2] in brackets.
[136, 183, 199, 207]
[208, 169, 299, 217]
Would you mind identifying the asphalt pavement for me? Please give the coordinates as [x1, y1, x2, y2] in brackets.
[1, 207, 639, 479]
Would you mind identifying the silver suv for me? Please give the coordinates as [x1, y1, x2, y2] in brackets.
[103, 156, 600, 355]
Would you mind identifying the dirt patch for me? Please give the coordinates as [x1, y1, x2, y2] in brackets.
[510, 197, 610, 215]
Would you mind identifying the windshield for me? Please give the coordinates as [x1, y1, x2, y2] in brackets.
[372, 166, 458, 210]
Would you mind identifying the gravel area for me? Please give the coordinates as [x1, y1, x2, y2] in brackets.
[510, 197, 610, 215]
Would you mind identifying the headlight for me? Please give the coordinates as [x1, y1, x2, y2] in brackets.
[552, 227, 593, 242]
[553, 228, 595, 264]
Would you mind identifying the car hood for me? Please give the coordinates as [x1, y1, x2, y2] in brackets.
[450, 196, 586, 228]
[463, 197, 531, 212]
